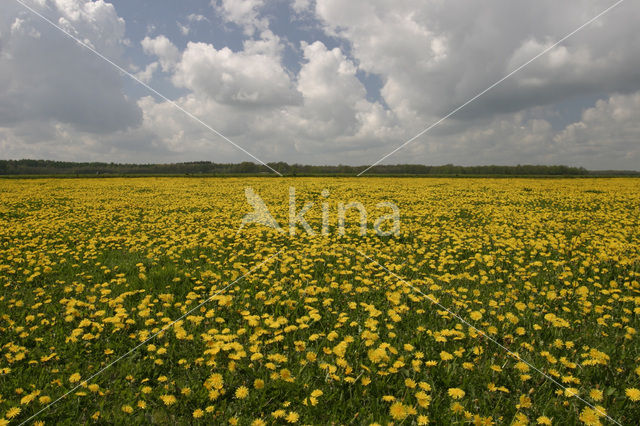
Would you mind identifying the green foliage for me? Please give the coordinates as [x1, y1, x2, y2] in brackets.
[0, 159, 599, 177]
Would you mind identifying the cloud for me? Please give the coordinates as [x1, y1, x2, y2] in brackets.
[171, 32, 300, 107]
[177, 22, 190, 36]
[131, 37, 399, 163]
[141, 35, 180, 72]
[291, 0, 312, 14]
[553, 91, 640, 169]
[177, 14, 209, 36]
[285, 41, 400, 150]
[0, 0, 141, 135]
[134, 62, 159, 83]
[1, 0, 639, 169]
[187, 13, 208, 22]
[314, 0, 640, 125]
[213, 0, 268, 36]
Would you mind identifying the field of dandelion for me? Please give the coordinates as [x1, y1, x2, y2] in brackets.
[1, 177, 639, 425]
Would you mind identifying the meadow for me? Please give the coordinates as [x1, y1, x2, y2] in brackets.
[1, 177, 639, 425]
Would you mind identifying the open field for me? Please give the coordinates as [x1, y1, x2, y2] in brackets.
[1, 177, 640, 425]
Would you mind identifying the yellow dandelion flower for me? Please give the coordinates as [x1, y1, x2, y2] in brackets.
[235, 386, 249, 399]
[579, 408, 601, 426]
[285, 411, 299, 423]
[625, 388, 640, 402]
[160, 394, 177, 406]
[589, 389, 603, 402]
[6, 407, 21, 419]
[564, 388, 579, 398]
[311, 389, 323, 398]
[448, 388, 465, 399]
[280, 369, 292, 380]
[450, 402, 464, 414]
[440, 351, 454, 361]
[389, 402, 408, 420]
[470, 311, 482, 321]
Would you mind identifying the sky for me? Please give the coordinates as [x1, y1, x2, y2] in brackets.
[1, 0, 639, 170]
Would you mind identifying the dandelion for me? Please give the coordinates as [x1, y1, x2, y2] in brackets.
[625, 388, 640, 402]
[5, 407, 21, 419]
[69, 373, 81, 383]
[235, 386, 249, 399]
[285, 411, 299, 423]
[589, 389, 603, 402]
[272, 409, 286, 419]
[579, 408, 601, 426]
[450, 402, 464, 414]
[20, 393, 36, 405]
[448, 388, 465, 399]
[404, 378, 416, 388]
[389, 402, 408, 420]
[440, 351, 453, 361]
[160, 394, 177, 406]
[206, 373, 224, 390]
[280, 369, 292, 381]
[193, 409, 204, 418]
[564, 388, 579, 398]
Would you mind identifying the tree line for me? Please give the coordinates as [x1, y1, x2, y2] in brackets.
[0, 159, 612, 176]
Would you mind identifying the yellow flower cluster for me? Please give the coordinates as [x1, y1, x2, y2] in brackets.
[0, 177, 639, 424]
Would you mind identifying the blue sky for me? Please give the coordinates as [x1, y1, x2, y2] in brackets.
[1, 0, 639, 169]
